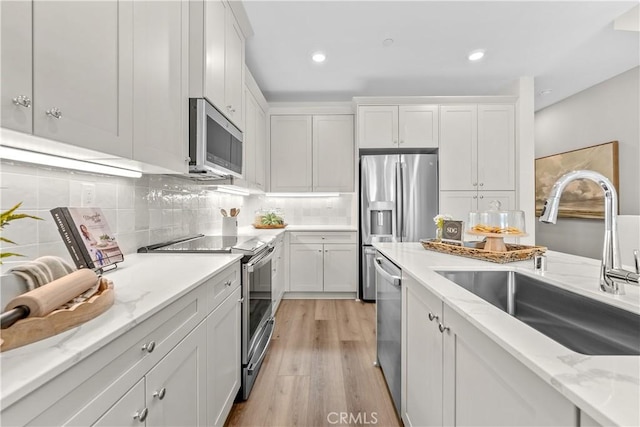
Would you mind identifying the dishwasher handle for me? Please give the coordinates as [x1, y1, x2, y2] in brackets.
[374, 257, 401, 287]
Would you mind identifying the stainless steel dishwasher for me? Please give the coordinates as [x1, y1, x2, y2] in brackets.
[374, 252, 402, 415]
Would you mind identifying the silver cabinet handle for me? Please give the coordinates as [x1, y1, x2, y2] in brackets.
[224, 280, 232, 287]
[479, 183, 484, 187]
[473, 195, 478, 199]
[153, 387, 167, 400]
[634, 249, 639, 274]
[238, 297, 245, 303]
[479, 195, 484, 199]
[472, 182, 478, 186]
[428, 312, 438, 321]
[46, 108, 62, 119]
[226, 105, 236, 113]
[438, 323, 450, 333]
[133, 408, 148, 422]
[141, 341, 156, 353]
[12, 95, 31, 108]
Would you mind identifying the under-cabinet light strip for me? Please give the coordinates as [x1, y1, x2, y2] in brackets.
[265, 193, 340, 198]
[212, 186, 251, 196]
[0, 145, 142, 178]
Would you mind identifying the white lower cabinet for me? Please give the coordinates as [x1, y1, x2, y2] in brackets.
[288, 232, 357, 293]
[271, 234, 286, 313]
[1, 263, 241, 427]
[206, 287, 242, 427]
[403, 274, 578, 427]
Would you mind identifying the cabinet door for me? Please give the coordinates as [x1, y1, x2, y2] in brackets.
[132, 0, 188, 173]
[477, 191, 516, 212]
[203, 0, 226, 110]
[272, 238, 285, 311]
[313, 115, 354, 192]
[1, 0, 33, 133]
[358, 105, 398, 148]
[404, 276, 443, 427]
[439, 105, 477, 191]
[255, 107, 267, 190]
[224, 7, 244, 126]
[244, 89, 257, 184]
[32, 0, 133, 157]
[442, 305, 577, 426]
[477, 105, 515, 191]
[146, 322, 207, 427]
[207, 288, 241, 427]
[289, 243, 323, 292]
[270, 115, 313, 192]
[399, 105, 439, 148]
[439, 191, 478, 223]
[323, 244, 357, 292]
[92, 379, 145, 427]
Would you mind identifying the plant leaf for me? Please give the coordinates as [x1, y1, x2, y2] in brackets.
[0, 236, 17, 245]
[0, 252, 25, 264]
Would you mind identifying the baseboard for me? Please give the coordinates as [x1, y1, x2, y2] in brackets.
[283, 292, 357, 300]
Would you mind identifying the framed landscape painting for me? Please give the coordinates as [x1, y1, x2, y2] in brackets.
[535, 141, 619, 219]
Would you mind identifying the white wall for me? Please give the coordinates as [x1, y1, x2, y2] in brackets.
[535, 67, 640, 259]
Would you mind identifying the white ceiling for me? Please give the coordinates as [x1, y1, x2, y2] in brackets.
[242, 1, 640, 110]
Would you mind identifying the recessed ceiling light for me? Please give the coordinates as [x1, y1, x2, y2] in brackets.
[312, 52, 326, 63]
[468, 49, 485, 61]
[539, 89, 553, 95]
[382, 38, 394, 47]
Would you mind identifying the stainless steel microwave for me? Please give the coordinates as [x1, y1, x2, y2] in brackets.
[189, 98, 243, 178]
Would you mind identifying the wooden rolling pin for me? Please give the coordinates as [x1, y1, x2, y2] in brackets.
[1, 269, 99, 328]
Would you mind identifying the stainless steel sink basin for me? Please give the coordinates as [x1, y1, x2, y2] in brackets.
[436, 270, 640, 355]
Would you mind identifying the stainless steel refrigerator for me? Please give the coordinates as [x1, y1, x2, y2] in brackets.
[360, 154, 438, 300]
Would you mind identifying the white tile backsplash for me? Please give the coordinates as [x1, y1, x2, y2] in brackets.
[1, 159, 356, 264]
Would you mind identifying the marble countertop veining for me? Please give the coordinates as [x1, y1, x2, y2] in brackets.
[0, 253, 242, 409]
[373, 242, 640, 427]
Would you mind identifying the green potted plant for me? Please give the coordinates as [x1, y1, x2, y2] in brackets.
[1, 202, 42, 264]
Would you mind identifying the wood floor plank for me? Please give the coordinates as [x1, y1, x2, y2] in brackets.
[226, 299, 401, 427]
[264, 375, 311, 427]
[335, 299, 365, 341]
[314, 299, 337, 320]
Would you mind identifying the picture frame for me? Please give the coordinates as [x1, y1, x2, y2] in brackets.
[535, 141, 619, 219]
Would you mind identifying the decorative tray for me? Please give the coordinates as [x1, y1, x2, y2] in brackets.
[420, 239, 546, 264]
[0, 278, 114, 352]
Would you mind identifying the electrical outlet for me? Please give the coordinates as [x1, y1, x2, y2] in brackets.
[81, 183, 96, 206]
[326, 198, 333, 209]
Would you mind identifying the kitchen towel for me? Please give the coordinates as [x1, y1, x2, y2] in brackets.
[8, 256, 76, 291]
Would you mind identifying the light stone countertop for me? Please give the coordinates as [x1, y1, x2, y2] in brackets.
[373, 242, 640, 427]
[0, 252, 242, 409]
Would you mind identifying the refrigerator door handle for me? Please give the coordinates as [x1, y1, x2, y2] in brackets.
[395, 162, 403, 239]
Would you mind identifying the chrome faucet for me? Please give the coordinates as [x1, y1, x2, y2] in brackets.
[539, 170, 639, 294]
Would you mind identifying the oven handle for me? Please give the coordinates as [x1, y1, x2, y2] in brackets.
[247, 245, 275, 273]
[247, 317, 275, 373]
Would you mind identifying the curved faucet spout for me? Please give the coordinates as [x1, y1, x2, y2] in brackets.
[538, 170, 627, 294]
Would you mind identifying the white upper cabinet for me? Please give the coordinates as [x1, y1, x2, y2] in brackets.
[1, 0, 134, 158]
[191, 0, 245, 129]
[358, 104, 438, 149]
[358, 106, 398, 148]
[255, 108, 267, 190]
[313, 115, 354, 192]
[1, 1, 33, 134]
[243, 84, 267, 191]
[132, 0, 189, 173]
[270, 114, 354, 193]
[440, 104, 515, 191]
[270, 115, 314, 192]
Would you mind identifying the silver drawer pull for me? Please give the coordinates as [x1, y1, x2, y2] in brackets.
[428, 312, 438, 321]
[142, 340, 156, 353]
[438, 323, 450, 333]
[133, 408, 148, 422]
[153, 387, 167, 400]
[224, 280, 232, 287]
[12, 95, 31, 108]
[238, 297, 245, 303]
[46, 108, 62, 119]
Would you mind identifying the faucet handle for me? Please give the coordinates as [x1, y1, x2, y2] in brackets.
[634, 249, 639, 274]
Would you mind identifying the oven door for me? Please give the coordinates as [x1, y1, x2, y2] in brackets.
[242, 245, 275, 365]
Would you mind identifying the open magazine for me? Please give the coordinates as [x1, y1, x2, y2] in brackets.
[51, 207, 124, 270]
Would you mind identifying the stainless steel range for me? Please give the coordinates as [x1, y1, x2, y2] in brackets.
[138, 234, 276, 400]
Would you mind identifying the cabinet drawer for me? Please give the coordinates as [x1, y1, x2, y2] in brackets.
[289, 231, 356, 245]
[207, 262, 241, 313]
[5, 285, 207, 427]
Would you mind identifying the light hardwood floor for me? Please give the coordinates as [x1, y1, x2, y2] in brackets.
[226, 299, 402, 427]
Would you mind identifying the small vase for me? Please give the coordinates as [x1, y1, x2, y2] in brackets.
[436, 227, 443, 241]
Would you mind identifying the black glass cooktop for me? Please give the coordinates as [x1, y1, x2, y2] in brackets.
[138, 234, 274, 255]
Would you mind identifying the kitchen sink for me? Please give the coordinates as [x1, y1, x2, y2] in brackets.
[436, 270, 640, 355]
